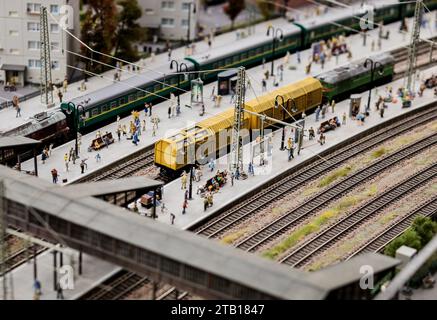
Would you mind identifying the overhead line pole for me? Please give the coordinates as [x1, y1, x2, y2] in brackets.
[40, 6, 53, 107]
[230, 67, 246, 176]
[405, 0, 423, 93]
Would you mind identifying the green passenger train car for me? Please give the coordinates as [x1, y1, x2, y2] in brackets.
[61, 1, 435, 132]
[186, 21, 302, 83]
[316, 53, 395, 102]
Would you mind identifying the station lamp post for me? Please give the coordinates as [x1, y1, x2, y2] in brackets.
[364, 58, 384, 113]
[182, 138, 194, 200]
[267, 26, 284, 76]
[189, 165, 194, 200]
[275, 95, 286, 150]
[63, 102, 85, 158]
[170, 60, 189, 107]
[275, 95, 298, 151]
[186, 1, 197, 48]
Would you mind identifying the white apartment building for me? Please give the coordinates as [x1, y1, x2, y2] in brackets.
[138, 0, 200, 42]
[0, 0, 80, 86]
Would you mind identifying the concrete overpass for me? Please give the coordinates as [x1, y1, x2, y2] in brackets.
[0, 166, 399, 299]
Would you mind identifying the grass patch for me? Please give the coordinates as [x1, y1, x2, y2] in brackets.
[261, 184, 378, 260]
[262, 224, 318, 260]
[370, 147, 388, 159]
[318, 166, 353, 188]
[302, 186, 320, 197]
[380, 211, 400, 224]
[271, 207, 284, 217]
[220, 229, 247, 245]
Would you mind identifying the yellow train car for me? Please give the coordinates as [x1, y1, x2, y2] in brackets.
[196, 108, 250, 161]
[154, 132, 194, 172]
[155, 77, 322, 174]
[244, 77, 322, 129]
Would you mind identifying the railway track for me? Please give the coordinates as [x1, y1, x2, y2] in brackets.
[15, 40, 437, 300]
[78, 270, 149, 300]
[392, 36, 437, 78]
[74, 36, 437, 186]
[392, 38, 437, 62]
[5, 245, 45, 273]
[2, 231, 45, 273]
[345, 195, 437, 260]
[193, 105, 437, 238]
[76, 146, 157, 183]
[233, 132, 437, 253]
[156, 287, 190, 300]
[279, 162, 437, 268]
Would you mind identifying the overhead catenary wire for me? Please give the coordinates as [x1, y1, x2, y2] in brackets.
[47, 10, 167, 77]
[48, 0, 434, 101]
[50, 42, 240, 105]
[36, 0, 435, 108]
[262, 0, 435, 51]
[66, 64, 171, 102]
[310, 0, 436, 43]
[47, 10, 237, 77]
[51, 44, 189, 95]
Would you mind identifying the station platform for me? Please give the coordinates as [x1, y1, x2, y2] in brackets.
[154, 68, 437, 230]
[20, 12, 436, 185]
[8, 248, 120, 300]
[1, 6, 433, 134]
[0, 11, 319, 132]
[9, 9, 437, 300]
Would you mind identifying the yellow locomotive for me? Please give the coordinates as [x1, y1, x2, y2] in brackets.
[154, 77, 322, 174]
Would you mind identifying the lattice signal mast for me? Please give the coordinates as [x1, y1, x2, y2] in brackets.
[405, 0, 423, 92]
[40, 6, 53, 106]
[230, 67, 246, 175]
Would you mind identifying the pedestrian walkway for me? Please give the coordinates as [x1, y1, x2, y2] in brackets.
[152, 68, 437, 229]
[20, 13, 436, 184]
[9, 248, 120, 300]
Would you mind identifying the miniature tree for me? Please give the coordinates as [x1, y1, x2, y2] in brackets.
[223, 0, 245, 30]
[256, 0, 276, 20]
[114, 0, 147, 62]
[81, 0, 118, 72]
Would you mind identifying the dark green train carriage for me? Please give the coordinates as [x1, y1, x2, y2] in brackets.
[316, 53, 395, 102]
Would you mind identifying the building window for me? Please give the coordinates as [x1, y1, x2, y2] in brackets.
[51, 42, 60, 51]
[50, 24, 60, 33]
[145, 8, 154, 15]
[28, 22, 40, 32]
[28, 59, 42, 69]
[28, 41, 41, 50]
[50, 5, 59, 14]
[9, 49, 20, 55]
[9, 11, 19, 17]
[182, 2, 191, 10]
[27, 3, 41, 14]
[181, 19, 189, 28]
[161, 1, 175, 9]
[9, 30, 19, 36]
[161, 18, 175, 27]
[51, 61, 60, 70]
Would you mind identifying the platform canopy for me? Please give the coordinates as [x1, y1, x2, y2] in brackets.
[0, 64, 26, 72]
[0, 136, 41, 149]
[62, 176, 163, 199]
